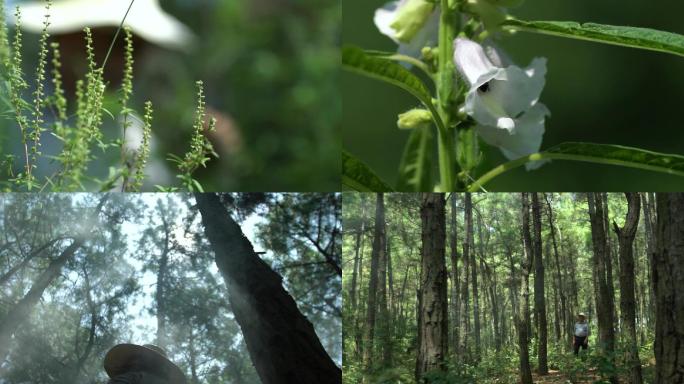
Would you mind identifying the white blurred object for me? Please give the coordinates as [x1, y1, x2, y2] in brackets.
[120, 112, 172, 187]
[14, 0, 194, 51]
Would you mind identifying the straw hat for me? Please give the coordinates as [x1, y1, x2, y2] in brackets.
[14, 0, 194, 51]
[578, 312, 586, 317]
[104, 344, 187, 384]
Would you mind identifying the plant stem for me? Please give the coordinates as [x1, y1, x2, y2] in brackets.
[435, 0, 458, 191]
[467, 152, 684, 191]
[101, 0, 135, 71]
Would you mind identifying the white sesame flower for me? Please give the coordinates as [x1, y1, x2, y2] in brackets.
[454, 37, 549, 169]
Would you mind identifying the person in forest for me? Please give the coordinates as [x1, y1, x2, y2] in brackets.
[573, 313, 590, 356]
[104, 343, 187, 384]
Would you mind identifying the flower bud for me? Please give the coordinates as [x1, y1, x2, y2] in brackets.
[397, 108, 433, 130]
[390, 0, 436, 43]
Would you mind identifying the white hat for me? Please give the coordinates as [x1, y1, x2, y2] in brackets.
[14, 0, 194, 51]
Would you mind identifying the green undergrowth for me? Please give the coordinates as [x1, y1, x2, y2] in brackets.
[346, 339, 656, 384]
[0, 0, 217, 191]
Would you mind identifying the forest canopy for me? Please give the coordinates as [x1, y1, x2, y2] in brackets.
[342, 192, 684, 384]
[0, 193, 341, 384]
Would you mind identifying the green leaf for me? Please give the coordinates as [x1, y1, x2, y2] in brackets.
[502, 19, 684, 58]
[469, 142, 684, 191]
[396, 126, 433, 191]
[342, 45, 433, 103]
[342, 150, 393, 192]
[342, 44, 447, 137]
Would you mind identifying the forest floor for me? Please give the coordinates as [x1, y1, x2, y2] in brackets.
[531, 369, 599, 383]
[531, 364, 655, 383]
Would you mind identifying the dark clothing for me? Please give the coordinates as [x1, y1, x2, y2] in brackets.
[573, 335, 588, 355]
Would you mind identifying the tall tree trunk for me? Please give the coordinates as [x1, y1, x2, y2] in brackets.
[416, 193, 448, 382]
[653, 193, 684, 384]
[189, 327, 200, 384]
[361, 193, 385, 379]
[449, 195, 461, 359]
[531, 193, 548, 374]
[602, 193, 618, 333]
[377, 210, 391, 368]
[0, 196, 106, 364]
[155, 212, 171, 349]
[470, 200, 481, 362]
[350, 196, 366, 357]
[518, 193, 533, 384]
[544, 193, 569, 346]
[586, 193, 618, 384]
[195, 193, 340, 384]
[0, 238, 84, 363]
[641, 192, 657, 330]
[460, 194, 471, 361]
[613, 192, 643, 384]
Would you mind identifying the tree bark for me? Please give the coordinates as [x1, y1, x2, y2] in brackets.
[377, 208, 391, 368]
[469, 196, 481, 362]
[460, 194, 471, 361]
[416, 193, 448, 382]
[641, 192, 657, 330]
[613, 192, 643, 384]
[544, 193, 569, 347]
[531, 193, 548, 374]
[586, 193, 618, 384]
[195, 193, 340, 384]
[361, 193, 385, 379]
[653, 193, 684, 384]
[449, 195, 461, 359]
[155, 211, 171, 349]
[518, 193, 533, 384]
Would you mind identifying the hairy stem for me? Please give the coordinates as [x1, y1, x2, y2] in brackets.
[435, 0, 458, 191]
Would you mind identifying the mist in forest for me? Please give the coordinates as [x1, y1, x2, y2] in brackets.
[0, 193, 341, 384]
[343, 193, 684, 384]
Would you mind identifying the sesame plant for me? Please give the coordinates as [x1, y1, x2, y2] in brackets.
[0, 0, 217, 192]
[342, 0, 684, 192]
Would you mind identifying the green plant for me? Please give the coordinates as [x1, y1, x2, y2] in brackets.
[0, 0, 217, 191]
[342, 0, 684, 191]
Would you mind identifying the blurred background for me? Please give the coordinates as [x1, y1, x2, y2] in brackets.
[343, 0, 684, 191]
[1, 0, 340, 191]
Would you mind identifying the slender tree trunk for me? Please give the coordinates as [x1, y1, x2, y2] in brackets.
[531, 193, 548, 374]
[195, 193, 340, 384]
[641, 192, 656, 330]
[0, 238, 84, 363]
[586, 193, 618, 384]
[470, 200, 481, 362]
[361, 193, 385, 379]
[449, 195, 461, 360]
[377, 212, 391, 368]
[0, 197, 107, 364]
[416, 193, 448, 382]
[544, 193, 569, 346]
[653, 193, 684, 384]
[350, 196, 366, 357]
[518, 193, 533, 384]
[155, 212, 171, 349]
[354, 198, 368, 358]
[613, 192, 643, 384]
[460, 194, 471, 361]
